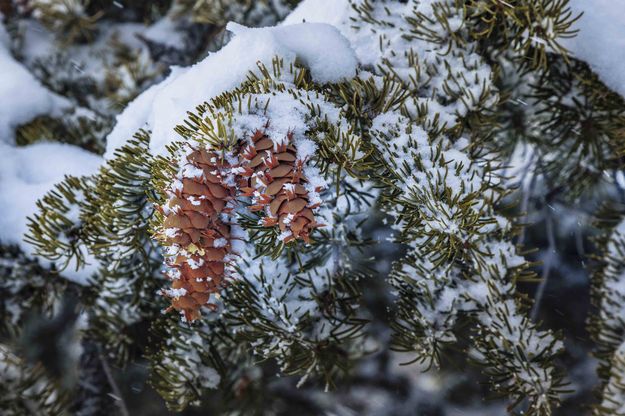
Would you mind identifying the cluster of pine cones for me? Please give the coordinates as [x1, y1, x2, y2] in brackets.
[156, 129, 323, 321]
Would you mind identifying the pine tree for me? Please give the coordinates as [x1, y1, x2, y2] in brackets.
[3, 0, 625, 414]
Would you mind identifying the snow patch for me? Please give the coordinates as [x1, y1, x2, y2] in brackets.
[565, 0, 625, 98]
[0, 142, 102, 284]
[104, 22, 357, 157]
[0, 21, 68, 143]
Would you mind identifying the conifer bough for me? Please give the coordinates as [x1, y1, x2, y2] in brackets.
[11, 0, 625, 414]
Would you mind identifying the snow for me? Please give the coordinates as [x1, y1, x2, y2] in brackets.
[0, 143, 100, 236]
[105, 21, 357, 158]
[565, 0, 625, 97]
[0, 18, 101, 285]
[143, 16, 185, 49]
[0, 142, 102, 284]
[227, 22, 356, 84]
[282, 0, 351, 29]
[17, 18, 151, 107]
[0, 21, 67, 143]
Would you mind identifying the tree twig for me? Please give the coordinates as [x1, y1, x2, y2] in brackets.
[97, 346, 130, 416]
[531, 209, 556, 321]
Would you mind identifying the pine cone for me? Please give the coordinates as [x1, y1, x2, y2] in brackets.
[238, 129, 322, 243]
[156, 130, 323, 321]
[158, 148, 237, 322]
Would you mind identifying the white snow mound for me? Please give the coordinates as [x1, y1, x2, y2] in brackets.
[105, 21, 357, 158]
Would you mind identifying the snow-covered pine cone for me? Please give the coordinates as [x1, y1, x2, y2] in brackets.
[156, 128, 323, 321]
[157, 148, 237, 322]
[238, 129, 322, 243]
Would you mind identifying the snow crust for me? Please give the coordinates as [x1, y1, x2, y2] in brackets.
[105, 21, 357, 157]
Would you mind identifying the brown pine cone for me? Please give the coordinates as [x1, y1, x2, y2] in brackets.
[238, 129, 323, 243]
[157, 147, 237, 322]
